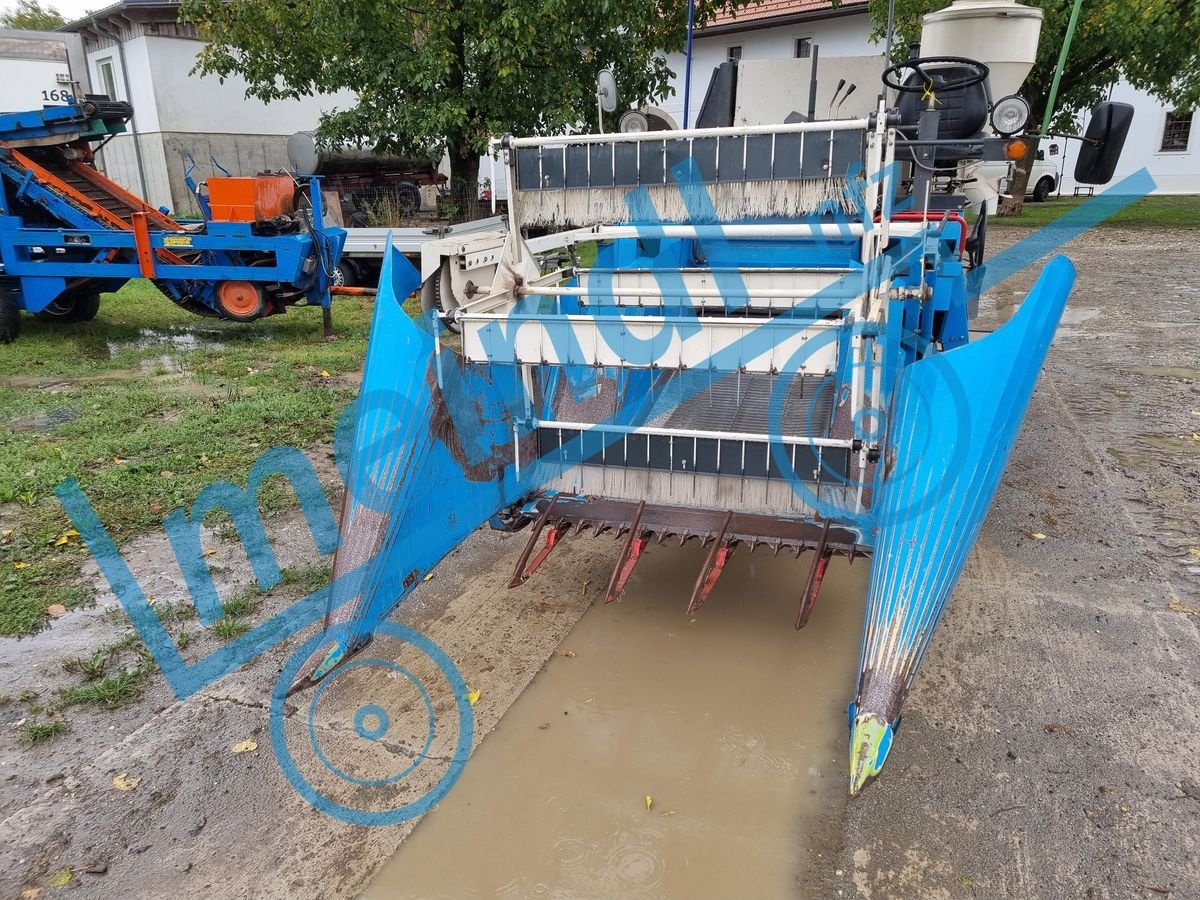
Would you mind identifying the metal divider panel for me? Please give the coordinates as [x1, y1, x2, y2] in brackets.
[717, 445, 744, 476]
[536, 425, 844, 483]
[602, 432, 627, 466]
[614, 143, 640, 187]
[538, 428, 561, 458]
[589, 143, 614, 188]
[801, 131, 834, 179]
[542, 147, 565, 188]
[745, 134, 774, 181]
[581, 428, 607, 465]
[626, 432, 649, 467]
[514, 129, 866, 191]
[639, 140, 666, 186]
[832, 131, 863, 178]
[691, 137, 718, 182]
[648, 434, 672, 470]
[717, 135, 746, 182]
[773, 133, 803, 179]
[565, 145, 590, 188]
[516, 148, 541, 190]
[791, 445, 824, 479]
[742, 442, 769, 478]
[673, 436, 698, 472]
[665, 139, 692, 179]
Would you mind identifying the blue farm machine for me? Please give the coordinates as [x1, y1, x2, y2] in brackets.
[289, 0, 1135, 800]
[0, 99, 345, 343]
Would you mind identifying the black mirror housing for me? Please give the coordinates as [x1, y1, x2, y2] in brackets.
[1073, 101, 1135, 184]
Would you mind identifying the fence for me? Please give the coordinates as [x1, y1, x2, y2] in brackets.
[335, 182, 502, 228]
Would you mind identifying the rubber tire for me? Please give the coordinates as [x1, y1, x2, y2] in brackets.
[396, 182, 421, 216]
[1032, 177, 1054, 203]
[330, 261, 357, 289]
[36, 292, 102, 323]
[0, 288, 19, 344]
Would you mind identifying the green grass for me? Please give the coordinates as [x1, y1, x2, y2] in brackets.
[986, 194, 1200, 229]
[24, 720, 68, 744]
[0, 279, 377, 635]
[60, 668, 148, 709]
[211, 615, 251, 640]
[220, 589, 258, 619]
[280, 563, 333, 595]
[61, 651, 108, 680]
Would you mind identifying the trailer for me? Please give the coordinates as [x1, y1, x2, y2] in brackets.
[0, 100, 345, 343]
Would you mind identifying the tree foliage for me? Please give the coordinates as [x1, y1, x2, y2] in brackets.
[867, 0, 1200, 213]
[182, 0, 749, 186]
[1, 0, 66, 30]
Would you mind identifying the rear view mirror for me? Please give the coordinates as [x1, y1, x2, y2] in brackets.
[1074, 101, 1134, 184]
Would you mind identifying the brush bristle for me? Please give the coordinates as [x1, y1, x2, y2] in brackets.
[513, 178, 858, 229]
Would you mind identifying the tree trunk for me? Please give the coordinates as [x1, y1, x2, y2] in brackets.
[453, 146, 481, 195]
[998, 136, 1040, 217]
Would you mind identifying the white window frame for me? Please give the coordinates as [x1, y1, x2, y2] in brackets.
[727, 45, 743, 63]
[96, 57, 119, 100]
[794, 36, 813, 59]
[1159, 109, 1193, 154]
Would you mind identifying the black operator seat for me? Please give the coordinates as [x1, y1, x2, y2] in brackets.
[895, 65, 990, 163]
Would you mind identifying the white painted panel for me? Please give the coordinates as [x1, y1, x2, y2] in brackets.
[462, 313, 839, 374]
[142, 36, 356, 136]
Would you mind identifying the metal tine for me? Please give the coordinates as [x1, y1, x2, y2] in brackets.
[794, 519, 832, 629]
[508, 494, 559, 588]
[604, 500, 646, 604]
[519, 523, 569, 585]
[687, 510, 734, 615]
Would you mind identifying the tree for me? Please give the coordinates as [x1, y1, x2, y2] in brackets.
[182, 0, 749, 190]
[867, 0, 1200, 215]
[1, 0, 65, 30]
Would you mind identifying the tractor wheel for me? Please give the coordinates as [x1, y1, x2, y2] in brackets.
[36, 291, 102, 323]
[1032, 176, 1055, 203]
[0, 287, 19, 344]
[396, 182, 421, 216]
[215, 280, 266, 321]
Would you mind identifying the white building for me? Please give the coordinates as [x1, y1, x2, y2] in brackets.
[660, 0, 1199, 196]
[60, 0, 355, 215]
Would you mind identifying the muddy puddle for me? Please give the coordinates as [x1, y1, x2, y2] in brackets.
[107, 327, 226, 356]
[366, 546, 868, 899]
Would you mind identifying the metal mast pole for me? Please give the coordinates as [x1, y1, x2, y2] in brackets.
[1040, 0, 1085, 134]
[682, 0, 696, 128]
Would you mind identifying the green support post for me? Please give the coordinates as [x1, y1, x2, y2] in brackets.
[1040, 0, 1085, 135]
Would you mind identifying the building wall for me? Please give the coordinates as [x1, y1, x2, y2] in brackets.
[83, 32, 355, 212]
[662, 12, 1199, 196]
[1053, 82, 1200, 196]
[661, 12, 880, 127]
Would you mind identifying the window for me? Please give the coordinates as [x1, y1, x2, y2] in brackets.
[1160, 110, 1193, 152]
[727, 45, 742, 62]
[794, 37, 812, 59]
[96, 58, 118, 100]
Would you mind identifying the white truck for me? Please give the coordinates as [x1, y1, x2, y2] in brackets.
[981, 152, 1062, 202]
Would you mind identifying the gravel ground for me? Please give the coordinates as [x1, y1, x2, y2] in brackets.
[835, 226, 1200, 899]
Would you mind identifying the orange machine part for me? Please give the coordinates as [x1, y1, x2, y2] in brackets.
[217, 280, 264, 318]
[208, 175, 296, 223]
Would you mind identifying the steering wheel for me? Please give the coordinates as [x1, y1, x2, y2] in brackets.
[882, 56, 990, 94]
